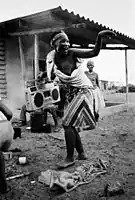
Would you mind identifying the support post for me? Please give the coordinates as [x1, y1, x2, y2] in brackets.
[18, 36, 26, 86]
[34, 34, 39, 80]
[125, 49, 128, 104]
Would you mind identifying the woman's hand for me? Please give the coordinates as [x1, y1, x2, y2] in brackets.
[37, 71, 47, 81]
[98, 30, 116, 39]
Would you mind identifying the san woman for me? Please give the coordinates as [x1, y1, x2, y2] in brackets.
[46, 29, 116, 168]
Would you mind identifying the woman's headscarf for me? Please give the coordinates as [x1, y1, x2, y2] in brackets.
[50, 31, 69, 47]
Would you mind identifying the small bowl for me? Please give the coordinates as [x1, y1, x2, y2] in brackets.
[18, 157, 27, 165]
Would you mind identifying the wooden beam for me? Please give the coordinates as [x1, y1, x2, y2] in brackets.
[101, 47, 133, 50]
[9, 24, 135, 50]
[18, 36, 26, 84]
[125, 49, 128, 104]
[73, 45, 134, 50]
[9, 23, 87, 36]
[34, 34, 39, 79]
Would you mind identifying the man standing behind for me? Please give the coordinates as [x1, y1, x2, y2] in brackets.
[85, 60, 105, 121]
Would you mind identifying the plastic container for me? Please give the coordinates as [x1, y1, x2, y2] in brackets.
[3, 152, 12, 160]
[30, 111, 45, 132]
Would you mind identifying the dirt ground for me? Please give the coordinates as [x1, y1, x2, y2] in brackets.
[103, 90, 135, 103]
[1, 92, 135, 200]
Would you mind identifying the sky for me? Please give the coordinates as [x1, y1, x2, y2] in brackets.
[0, 0, 135, 85]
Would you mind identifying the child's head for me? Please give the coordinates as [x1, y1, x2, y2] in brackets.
[87, 60, 94, 71]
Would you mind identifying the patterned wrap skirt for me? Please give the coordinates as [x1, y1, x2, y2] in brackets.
[62, 86, 96, 132]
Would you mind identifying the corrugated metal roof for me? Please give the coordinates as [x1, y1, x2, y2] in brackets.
[1, 6, 135, 49]
[51, 7, 135, 49]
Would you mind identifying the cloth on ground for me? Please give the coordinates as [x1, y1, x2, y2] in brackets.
[38, 159, 109, 192]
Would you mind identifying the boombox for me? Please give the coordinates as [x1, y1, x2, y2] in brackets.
[25, 81, 60, 112]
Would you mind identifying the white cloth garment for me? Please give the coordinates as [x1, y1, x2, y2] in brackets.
[46, 50, 93, 88]
[92, 87, 105, 112]
[46, 50, 105, 113]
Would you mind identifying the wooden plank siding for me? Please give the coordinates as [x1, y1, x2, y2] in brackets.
[0, 39, 7, 98]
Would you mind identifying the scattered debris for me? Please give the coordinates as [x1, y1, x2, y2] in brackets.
[11, 148, 22, 156]
[53, 127, 61, 132]
[11, 118, 22, 127]
[48, 134, 64, 141]
[13, 127, 21, 139]
[18, 156, 27, 165]
[6, 172, 32, 181]
[31, 181, 36, 184]
[104, 181, 124, 197]
[3, 152, 12, 160]
[120, 132, 128, 136]
[26, 127, 31, 130]
[38, 170, 52, 185]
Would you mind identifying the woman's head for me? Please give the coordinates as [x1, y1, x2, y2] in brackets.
[50, 30, 70, 55]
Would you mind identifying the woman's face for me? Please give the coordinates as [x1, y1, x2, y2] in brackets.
[55, 35, 70, 55]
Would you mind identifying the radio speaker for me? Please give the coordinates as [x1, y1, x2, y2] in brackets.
[25, 82, 60, 112]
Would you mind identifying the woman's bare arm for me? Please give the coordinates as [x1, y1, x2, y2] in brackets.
[70, 30, 116, 58]
[96, 73, 100, 88]
[0, 101, 13, 121]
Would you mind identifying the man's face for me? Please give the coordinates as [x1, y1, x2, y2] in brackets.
[55, 35, 70, 56]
